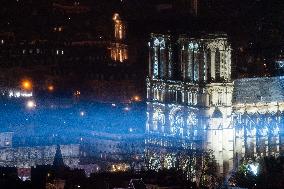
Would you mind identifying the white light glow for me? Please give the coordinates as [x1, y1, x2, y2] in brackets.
[8, 90, 33, 98]
[26, 100, 36, 109]
[124, 107, 130, 111]
[248, 164, 258, 175]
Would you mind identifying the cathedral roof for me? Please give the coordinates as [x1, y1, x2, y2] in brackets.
[233, 76, 284, 104]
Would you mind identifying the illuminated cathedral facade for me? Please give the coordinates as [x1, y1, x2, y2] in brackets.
[146, 33, 284, 176]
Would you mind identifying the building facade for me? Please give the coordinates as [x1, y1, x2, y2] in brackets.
[146, 33, 284, 176]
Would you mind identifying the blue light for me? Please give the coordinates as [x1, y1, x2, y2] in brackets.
[248, 164, 258, 175]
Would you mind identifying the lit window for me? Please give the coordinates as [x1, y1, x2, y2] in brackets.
[218, 92, 222, 105]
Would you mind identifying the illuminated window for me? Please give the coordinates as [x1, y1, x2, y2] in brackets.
[218, 92, 222, 105]
[193, 51, 199, 82]
[215, 49, 221, 80]
[188, 92, 192, 105]
[209, 94, 212, 105]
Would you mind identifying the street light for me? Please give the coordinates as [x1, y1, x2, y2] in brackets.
[80, 111, 85, 116]
[133, 95, 141, 102]
[124, 106, 130, 111]
[26, 100, 36, 109]
[47, 85, 54, 92]
[21, 80, 32, 91]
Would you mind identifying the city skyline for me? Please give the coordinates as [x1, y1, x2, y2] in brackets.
[0, 1, 284, 189]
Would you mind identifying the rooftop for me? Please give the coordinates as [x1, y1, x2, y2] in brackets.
[233, 76, 284, 104]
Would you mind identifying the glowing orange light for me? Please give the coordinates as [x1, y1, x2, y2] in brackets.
[113, 13, 119, 21]
[48, 85, 54, 92]
[133, 95, 140, 102]
[21, 80, 32, 91]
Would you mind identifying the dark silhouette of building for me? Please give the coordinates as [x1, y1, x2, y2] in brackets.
[53, 145, 65, 168]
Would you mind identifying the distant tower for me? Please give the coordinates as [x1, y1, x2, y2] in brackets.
[191, 0, 198, 16]
[47, 145, 66, 189]
[110, 13, 128, 63]
[113, 13, 126, 41]
[174, 0, 199, 16]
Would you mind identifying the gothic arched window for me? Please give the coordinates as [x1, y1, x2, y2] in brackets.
[215, 49, 221, 80]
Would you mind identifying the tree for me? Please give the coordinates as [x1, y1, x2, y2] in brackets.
[229, 156, 284, 189]
[195, 149, 220, 189]
[229, 163, 257, 189]
[177, 149, 221, 188]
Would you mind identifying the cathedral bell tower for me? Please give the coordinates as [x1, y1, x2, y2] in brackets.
[146, 33, 234, 175]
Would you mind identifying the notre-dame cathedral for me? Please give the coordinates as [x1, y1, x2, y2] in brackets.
[146, 33, 284, 176]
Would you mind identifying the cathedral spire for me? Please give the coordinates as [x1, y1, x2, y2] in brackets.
[191, 0, 198, 16]
[53, 145, 65, 168]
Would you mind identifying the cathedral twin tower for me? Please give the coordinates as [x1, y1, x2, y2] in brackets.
[147, 33, 233, 113]
[146, 33, 235, 174]
[148, 33, 232, 83]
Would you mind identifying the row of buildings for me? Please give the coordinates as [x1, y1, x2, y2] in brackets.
[0, 0, 144, 102]
[0, 30, 283, 179]
[1, 0, 283, 102]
